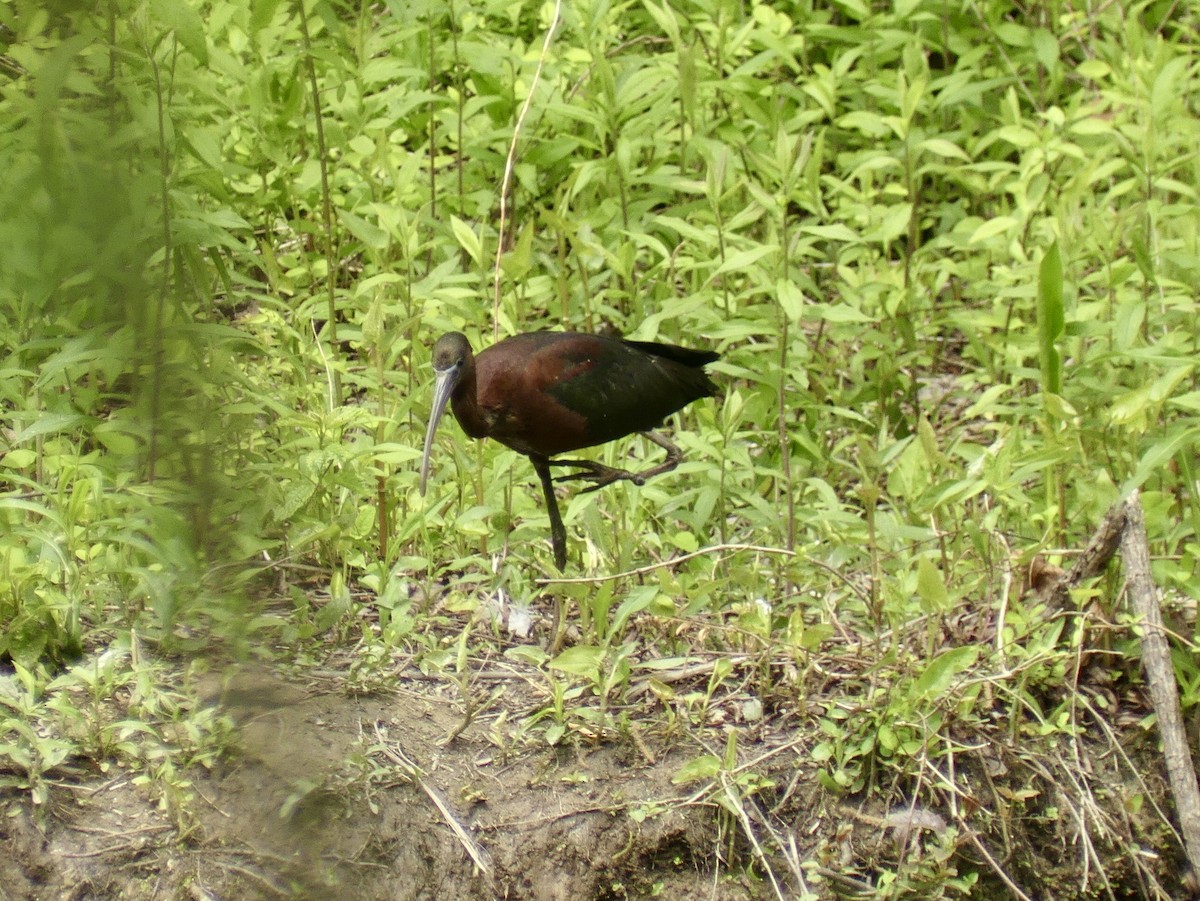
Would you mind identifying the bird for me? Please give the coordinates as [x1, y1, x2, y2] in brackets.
[419, 330, 719, 570]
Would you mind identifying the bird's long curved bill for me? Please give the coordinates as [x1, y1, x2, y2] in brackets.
[419, 367, 459, 496]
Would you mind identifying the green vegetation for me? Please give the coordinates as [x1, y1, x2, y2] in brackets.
[2, 0, 1199, 895]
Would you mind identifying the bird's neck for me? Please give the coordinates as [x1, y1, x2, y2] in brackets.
[451, 367, 490, 439]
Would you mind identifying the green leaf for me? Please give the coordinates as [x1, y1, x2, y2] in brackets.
[672, 754, 722, 784]
[8, 413, 88, 444]
[869, 202, 912, 244]
[801, 223, 861, 243]
[449, 216, 483, 266]
[1031, 29, 1059, 71]
[1168, 391, 1200, 413]
[672, 530, 698, 553]
[92, 422, 142, 456]
[453, 506, 495, 537]
[810, 302, 874, 324]
[916, 138, 970, 161]
[912, 646, 979, 699]
[0, 449, 37, 469]
[1076, 60, 1110, 80]
[877, 723, 898, 753]
[1123, 428, 1200, 494]
[968, 217, 1018, 244]
[777, 279, 805, 322]
[916, 556, 950, 613]
[250, 0, 284, 33]
[837, 110, 889, 137]
[1037, 241, 1064, 396]
[710, 245, 776, 279]
[549, 646, 603, 683]
[610, 585, 660, 636]
[499, 221, 535, 279]
[316, 573, 351, 631]
[150, 0, 209, 65]
[338, 209, 390, 250]
[1151, 57, 1190, 119]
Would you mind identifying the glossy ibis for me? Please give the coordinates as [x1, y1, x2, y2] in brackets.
[419, 330, 719, 569]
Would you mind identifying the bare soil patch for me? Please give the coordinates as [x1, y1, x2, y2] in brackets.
[0, 595, 1193, 901]
[0, 663, 761, 901]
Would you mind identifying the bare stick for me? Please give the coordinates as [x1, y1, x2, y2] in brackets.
[1121, 491, 1200, 875]
[373, 724, 494, 878]
[492, 0, 563, 336]
[1039, 499, 1127, 608]
[536, 543, 796, 585]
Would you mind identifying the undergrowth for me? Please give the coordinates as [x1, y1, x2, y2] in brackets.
[2, 0, 1199, 896]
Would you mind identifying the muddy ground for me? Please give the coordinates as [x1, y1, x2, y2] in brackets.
[0, 630, 1192, 901]
[0, 658, 784, 901]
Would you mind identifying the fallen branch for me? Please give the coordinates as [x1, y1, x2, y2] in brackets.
[1120, 491, 1200, 878]
[372, 724, 494, 879]
[536, 542, 797, 586]
[1038, 500, 1127, 608]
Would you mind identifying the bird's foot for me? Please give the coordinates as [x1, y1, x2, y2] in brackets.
[548, 431, 684, 494]
[549, 458, 642, 493]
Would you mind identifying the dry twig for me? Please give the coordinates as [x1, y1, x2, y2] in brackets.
[1040, 499, 1127, 608]
[1121, 491, 1200, 877]
[372, 724, 494, 879]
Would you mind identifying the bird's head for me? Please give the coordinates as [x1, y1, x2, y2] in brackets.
[420, 332, 473, 496]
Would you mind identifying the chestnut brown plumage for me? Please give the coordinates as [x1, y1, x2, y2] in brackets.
[420, 330, 718, 569]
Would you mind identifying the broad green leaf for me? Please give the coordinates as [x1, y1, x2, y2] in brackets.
[801, 223, 861, 243]
[912, 646, 980, 699]
[672, 530, 698, 553]
[837, 110, 889, 137]
[916, 556, 950, 614]
[777, 279, 805, 322]
[810, 302, 874, 323]
[1151, 57, 1190, 118]
[150, 0, 208, 65]
[8, 414, 88, 444]
[1076, 60, 1110, 80]
[338, 209, 389, 250]
[1123, 428, 1200, 494]
[316, 574, 351, 631]
[449, 216, 483, 266]
[886, 437, 924, 500]
[672, 754, 722, 784]
[92, 422, 141, 456]
[878, 723, 898, 753]
[0, 449, 37, 469]
[1037, 241, 1064, 396]
[453, 506, 496, 537]
[499, 221, 535, 278]
[968, 217, 1018, 244]
[1031, 29, 1059, 71]
[549, 646, 603, 682]
[610, 585, 659, 636]
[275, 482, 317, 522]
[507, 646, 550, 669]
[250, 0, 283, 33]
[869, 202, 912, 243]
[641, 0, 681, 46]
[711, 245, 776, 278]
[1168, 391, 1200, 413]
[916, 138, 970, 161]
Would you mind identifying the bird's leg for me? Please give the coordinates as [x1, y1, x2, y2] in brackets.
[631, 429, 684, 479]
[531, 455, 568, 571]
[549, 431, 683, 494]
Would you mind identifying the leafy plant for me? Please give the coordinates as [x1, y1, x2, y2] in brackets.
[1, 0, 1198, 893]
